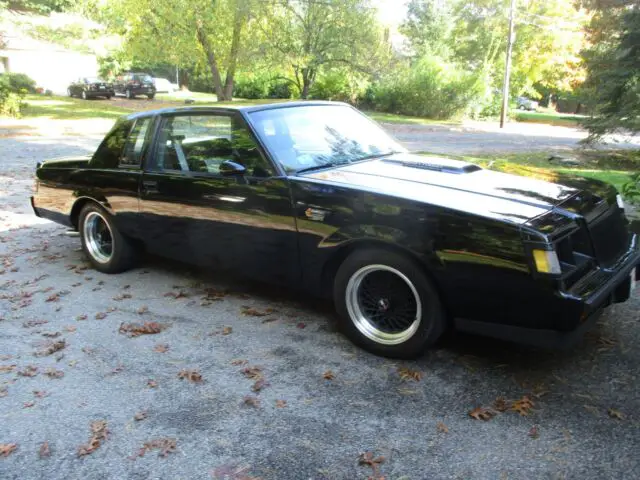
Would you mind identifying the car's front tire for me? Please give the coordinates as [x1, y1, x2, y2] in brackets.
[333, 248, 446, 359]
[79, 203, 137, 274]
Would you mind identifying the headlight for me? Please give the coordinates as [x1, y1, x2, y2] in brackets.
[532, 249, 562, 274]
[616, 194, 625, 210]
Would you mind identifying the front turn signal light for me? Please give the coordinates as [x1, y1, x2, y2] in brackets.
[532, 249, 562, 275]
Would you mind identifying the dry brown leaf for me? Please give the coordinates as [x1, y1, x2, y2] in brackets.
[45, 368, 64, 379]
[113, 293, 132, 301]
[39, 441, 50, 458]
[41, 331, 61, 338]
[147, 379, 158, 388]
[241, 366, 263, 380]
[18, 365, 39, 377]
[511, 396, 535, 416]
[222, 326, 233, 335]
[252, 378, 269, 392]
[0, 443, 17, 457]
[436, 422, 449, 433]
[136, 438, 177, 458]
[211, 463, 262, 480]
[275, 399, 287, 408]
[164, 291, 189, 299]
[529, 425, 540, 439]
[231, 359, 247, 366]
[469, 406, 496, 421]
[358, 451, 385, 479]
[95, 312, 107, 320]
[64, 325, 77, 333]
[77, 420, 108, 456]
[243, 395, 260, 408]
[398, 367, 423, 382]
[153, 343, 169, 353]
[134, 411, 147, 421]
[0, 364, 16, 373]
[241, 306, 276, 317]
[23, 319, 48, 328]
[178, 369, 203, 383]
[23, 401, 35, 408]
[137, 305, 149, 315]
[35, 340, 66, 357]
[119, 321, 165, 337]
[493, 396, 510, 412]
[33, 390, 48, 398]
[0, 386, 7, 397]
[76, 314, 88, 321]
[608, 408, 625, 420]
[322, 370, 335, 380]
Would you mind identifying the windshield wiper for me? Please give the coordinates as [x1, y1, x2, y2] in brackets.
[295, 152, 399, 175]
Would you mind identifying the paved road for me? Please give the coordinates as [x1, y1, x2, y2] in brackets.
[0, 124, 639, 480]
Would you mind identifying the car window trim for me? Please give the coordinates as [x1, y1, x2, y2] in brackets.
[118, 117, 152, 170]
[145, 111, 280, 179]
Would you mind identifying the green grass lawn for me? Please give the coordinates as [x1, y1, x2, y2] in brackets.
[513, 109, 587, 128]
[21, 95, 130, 120]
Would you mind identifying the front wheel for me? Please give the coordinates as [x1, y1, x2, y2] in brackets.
[333, 249, 446, 359]
[79, 203, 137, 274]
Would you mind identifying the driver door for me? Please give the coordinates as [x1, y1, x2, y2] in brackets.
[138, 112, 299, 285]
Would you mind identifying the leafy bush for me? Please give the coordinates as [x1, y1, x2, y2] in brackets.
[0, 76, 27, 117]
[267, 80, 292, 99]
[622, 172, 640, 204]
[1, 73, 37, 94]
[309, 70, 369, 104]
[369, 56, 481, 119]
[234, 73, 270, 99]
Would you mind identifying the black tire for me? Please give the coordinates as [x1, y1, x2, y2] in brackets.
[106, 95, 112, 100]
[147, 94, 155, 100]
[81, 90, 88, 100]
[333, 248, 446, 359]
[79, 203, 137, 274]
[125, 89, 133, 99]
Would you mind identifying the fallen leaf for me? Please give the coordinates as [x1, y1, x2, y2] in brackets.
[322, 370, 335, 380]
[261, 317, 277, 324]
[252, 378, 269, 392]
[23, 401, 35, 408]
[41, 331, 61, 338]
[0, 364, 16, 373]
[153, 344, 169, 353]
[164, 290, 189, 299]
[608, 408, 625, 420]
[358, 451, 385, 478]
[511, 396, 535, 416]
[243, 395, 260, 408]
[0, 443, 17, 457]
[17, 365, 39, 377]
[275, 399, 287, 408]
[77, 420, 108, 456]
[95, 312, 107, 320]
[296, 322, 306, 329]
[241, 366, 263, 380]
[22, 319, 48, 328]
[64, 326, 77, 333]
[33, 390, 48, 398]
[44, 368, 64, 379]
[222, 326, 233, 335]
[134, 411, 147, 421]
[178, 369, 203, 383]
[113, 293, 132, 301]
[231, 359, 247, 366]
[39, 441, 50, 458]
[241, 306, 276, 317]
[211, 463, 261, 480]
[35, 340, 66, 357]
[147, 379, 158, 388]
[119, 321, 165, 337]
[137, 305, 149, 315]
[493, 396, 510, 412]
[0, 386, 7, 397]
[135, 438, 177, 458]
[469, 406, 495, 421]
[45, 293, 60, 302]
[76, 314, 88, 321]
[398, 367, 422, 382]
[436, 422, 449, 433]
[529, 425, 540, 439]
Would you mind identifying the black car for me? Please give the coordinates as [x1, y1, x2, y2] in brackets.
[67, 77, 114, 99]
[30, 102, 639, 358]
[113, 72, 156, 100]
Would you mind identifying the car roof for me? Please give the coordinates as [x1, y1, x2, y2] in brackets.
[123, 100, 350, 121]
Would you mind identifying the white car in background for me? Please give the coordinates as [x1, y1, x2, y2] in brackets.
[517, 96, 539, 111]
[153, 78, 178, 93]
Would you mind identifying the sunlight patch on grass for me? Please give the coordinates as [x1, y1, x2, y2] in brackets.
[22, 95, 128, 120]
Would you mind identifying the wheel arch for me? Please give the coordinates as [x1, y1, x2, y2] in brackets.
[70, 196, 113, 229]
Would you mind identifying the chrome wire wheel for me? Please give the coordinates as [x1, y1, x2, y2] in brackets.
[83, 211, 113, 264]
[345, 265, 422, 345]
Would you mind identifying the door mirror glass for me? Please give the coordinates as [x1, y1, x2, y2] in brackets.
[219, 160, 246, 176]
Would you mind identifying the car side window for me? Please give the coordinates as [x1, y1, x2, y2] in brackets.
[153, 113, 274, 177]
[90, 119, 133, 169]
[120, 117, 151, 167]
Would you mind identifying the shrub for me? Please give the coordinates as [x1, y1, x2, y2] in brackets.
[622, 172, 640, 204]
[234, 73, 270, 99]
[0, 76, 27, 117]
[267, 80, 292, 99]
[1, 72, 37, 94]
[309, 70, 369, 104]
[370, 56, 481, 120]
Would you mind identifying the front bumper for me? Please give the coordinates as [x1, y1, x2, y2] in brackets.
[455, 234, 640, 348]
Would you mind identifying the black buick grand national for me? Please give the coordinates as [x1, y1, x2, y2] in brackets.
[31, 102, 639, 358]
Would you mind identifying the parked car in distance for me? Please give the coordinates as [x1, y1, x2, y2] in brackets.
[517, 96, 539, 111]
[153, 77, 177, 93]
[30, 102, 639, 359]
[67, 77, 114, 99]
[113, 72, 156, 99]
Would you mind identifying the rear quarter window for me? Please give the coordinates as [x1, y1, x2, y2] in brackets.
[91, 119, 133, 169]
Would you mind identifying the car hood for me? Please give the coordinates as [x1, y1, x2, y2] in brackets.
[39, 155, 91, 169]
[301, 153, 588, 225]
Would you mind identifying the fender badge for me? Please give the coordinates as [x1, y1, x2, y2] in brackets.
[305, 208, 326, 221]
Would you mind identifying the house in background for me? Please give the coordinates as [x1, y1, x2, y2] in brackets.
[0, 31, 98, 95]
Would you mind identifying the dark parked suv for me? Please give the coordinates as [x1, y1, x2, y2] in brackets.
[113, 72, 156, 100]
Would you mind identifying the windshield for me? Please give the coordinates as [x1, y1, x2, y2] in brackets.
[133, 74, 153, 83]
[248, 105, 405, 173]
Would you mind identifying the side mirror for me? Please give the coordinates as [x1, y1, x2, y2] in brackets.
[219, 160, 246, 176]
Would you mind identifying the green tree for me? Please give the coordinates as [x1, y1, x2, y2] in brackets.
[258, 0, 390, 99]
[400, 0, 455, 58]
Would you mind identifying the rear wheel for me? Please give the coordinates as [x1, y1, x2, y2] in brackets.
[333, 249, 446, 358]
[79, 203, 137, 273]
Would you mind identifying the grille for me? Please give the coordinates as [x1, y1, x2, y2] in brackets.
[588, 206, 629, 267]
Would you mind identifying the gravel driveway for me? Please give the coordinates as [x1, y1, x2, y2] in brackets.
[1, 121, 639, 480]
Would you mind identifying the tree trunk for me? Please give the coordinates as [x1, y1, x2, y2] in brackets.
[223, 3, 245, 101]
[300, 67, 316, 99]
[195, 19, 229, 101]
